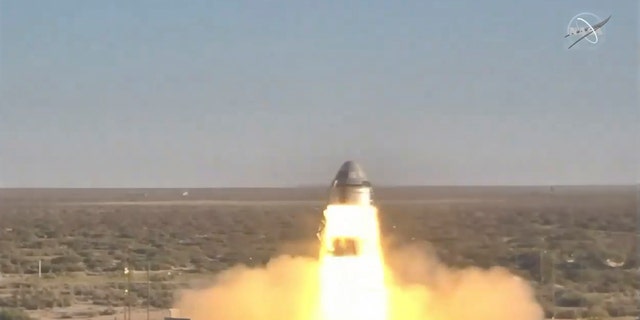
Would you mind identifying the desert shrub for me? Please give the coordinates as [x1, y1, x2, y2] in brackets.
[553, 309, 577, 319]
[72, 285, 98, 296]
[606, 303, 638, 317]
[588, 278, 617, 293]
[563, 267, 598, 282]
[99, 307, 116, 315]
[0, 308, 32, 320]
[149, 273, 173, 282]
[49, 254, 85, 272]
[0, 293, 18, 308]
[83, 255, 115, 271]
[148, 290, 173, 308]
[73, 310, 98, 318]
[556, 289, 586, 307]
[583, 304, 609, 319]
[16, 299, 36, 311]
[59, 295, 72, 307]
[624, 251, 637, 269]
[542, 307, 555, 319]
[5, 288, 70, 310]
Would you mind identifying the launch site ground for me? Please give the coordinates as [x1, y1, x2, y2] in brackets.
[0, 186, 637, 319]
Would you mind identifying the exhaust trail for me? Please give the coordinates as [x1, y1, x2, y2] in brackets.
[316, 161, 388, 320]
[172, 160, 543, 320]
[317, 204, 388, 320]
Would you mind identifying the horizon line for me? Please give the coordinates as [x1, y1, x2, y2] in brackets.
[0, 183, 637, 190]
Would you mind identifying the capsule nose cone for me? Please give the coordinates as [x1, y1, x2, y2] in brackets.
[333, 161, 369, 186]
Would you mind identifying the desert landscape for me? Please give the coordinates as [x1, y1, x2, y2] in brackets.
[0, 186, 637, 319]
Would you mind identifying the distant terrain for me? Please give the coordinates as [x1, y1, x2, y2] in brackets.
[0, 186, 637, 319]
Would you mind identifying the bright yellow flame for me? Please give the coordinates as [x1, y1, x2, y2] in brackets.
[317, 204, 388, 320]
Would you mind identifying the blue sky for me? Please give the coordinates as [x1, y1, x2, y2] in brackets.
[1, 0, 638, 187]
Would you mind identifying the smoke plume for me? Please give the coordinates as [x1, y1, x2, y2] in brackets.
[174, 243, 543, 320]
[175, 255, 320, 320]
[384, 242, 544, 320]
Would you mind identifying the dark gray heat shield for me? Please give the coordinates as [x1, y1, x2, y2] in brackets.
[332, 161, 371, 187]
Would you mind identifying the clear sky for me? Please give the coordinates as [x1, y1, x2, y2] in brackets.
[1, 0, 638, 187]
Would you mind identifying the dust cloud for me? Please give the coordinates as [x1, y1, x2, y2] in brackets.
[174, 243, 543, 320]
[384, 242, 544, 320]
[174, 255, 321, 320]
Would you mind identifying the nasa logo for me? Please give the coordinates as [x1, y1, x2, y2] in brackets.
[565, 12, 611, 49]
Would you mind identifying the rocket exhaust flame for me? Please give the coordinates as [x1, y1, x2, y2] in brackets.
[318, 204, 388, 320]
[172, 161, 544, 320]
[317, 161, 388, 320]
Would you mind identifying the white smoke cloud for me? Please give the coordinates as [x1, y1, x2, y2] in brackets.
[174, 242, 543, 320]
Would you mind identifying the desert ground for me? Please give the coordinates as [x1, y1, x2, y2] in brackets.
[0, 186, 637, 319]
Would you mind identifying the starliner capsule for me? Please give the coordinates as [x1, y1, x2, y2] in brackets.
[328, 160, 373, 206]
[317, 161, 374, 241]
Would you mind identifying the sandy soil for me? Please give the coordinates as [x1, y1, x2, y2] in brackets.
[29, 307, 171, 320]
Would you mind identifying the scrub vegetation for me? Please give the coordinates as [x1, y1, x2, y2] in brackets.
[0, 186, 637, 319]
